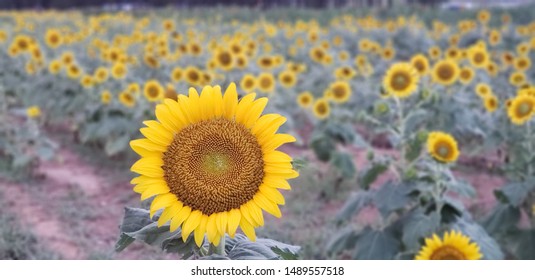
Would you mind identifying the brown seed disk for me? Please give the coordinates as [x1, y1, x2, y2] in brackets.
[162, 118, 264, 215]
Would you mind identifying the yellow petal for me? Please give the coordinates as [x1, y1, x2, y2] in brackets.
[206, 214, 218, 243]
[130, 139, 166, 153]
[260, 134, 296, 152]
[263, 151, 293, 163]
[253, 192, 282, 218]
[170, 205, 191, 232]
[244, 97, 268, 128]
[212, 86, 224, 117]
[240, 218, 257, 242]
[140, 120, 173, 147]
[246, 200, 264, 226]
[187, 87, 201, 123]
[157, 201, 182, 227]
[155, 103, 181, 132]
[131, 157, 164, 177]
[240, 203, 257, 227]
[235, 93, 257, 125]
[140, 183, 170, 201]
[223, 83, 238, 119]
[227, 209, 241, 238]
[194, 215, 208, 247]
[163, 99, 188, 129]
[199, 85, 214, 120]
[218, 211, 228, 236]
[150, 193, 177, 218]
[260, 184, 285, 205]
[262, 176, 291, 190]
[181, 210, 202, 242]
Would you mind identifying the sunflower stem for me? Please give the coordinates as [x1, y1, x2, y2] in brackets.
[215, 236, 226, 256]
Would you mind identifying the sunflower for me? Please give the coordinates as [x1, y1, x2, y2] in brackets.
[410, 54, 429, 76]
[165, 68, 181, 84]
[164, 84, 178, 101]
[48, 60, 62, 74]
[467, 46, 489, 68]
[475, 83, 492, 97]
[483, 95, 499, 113]
[184, 66, 202, 86]
[514, 56, 531, 72]
[45, 29, 62, 48]
[383, 63, 419, 98]
[257, 55, 275, 70]
[381, 47, 395, 61]
[432, 59, 459, 86]
[509, 71, 526, 87]
[119, 91, 136, 108]
[459, 67, 474, 84]
[328, 81, 352, 103]
[94, 67, 109, 83]
[415, 230, 482, 260]
[312, 98, 330, 120]
[13, 35, 31, 52]
[80, 75, 94, 88]
[297, 91, 314, 108]
[334, 66, 356, 80]
[111, 63, 127, 79]
[278, 70, 297, 88]
[507, 95, 535, 125]
[61, 52, 75, 65]
[427, 131, 460, 163]
[101, 90, 112, 105]
[144, 54, 160, 68]
[130, 83, 297, 246]
[144, 80, 164, 102]
[235, 54, 249, 69]
[309, 46, 326, 63]
[26, 106, 41, 118]
[428, 46, 441, 60]
[215, 49, 234, 71]
[240, 74, 256, 93]
[257, 73, 276, 94]
[66, 64, 81, 79]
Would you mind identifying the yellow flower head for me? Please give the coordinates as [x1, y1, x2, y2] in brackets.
[297, 91, 314, 108]
[257, 72, 276, 94]
[312, 98, 330, 120]
[26, 106, 41, 118]
[278, 70, 297, 88]
[508, 95, 535, 125]
[416, 230, 482, 260]
[240, 74, 257, 93]
[383, 62, 419, 98]
[130, 83, 297, 247]
[143, 80, 164, 102]
[410, 54, 430, 76]
[432, 59, 459, 86]
[328, 80, 352, 103]
[427, 131, 460, 163]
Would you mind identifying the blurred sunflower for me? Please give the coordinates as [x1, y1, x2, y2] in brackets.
[278, 70, 297, 88]
[383, 63, 419, 98]
[111, 63, 127, 80]
[514, 56, 531, 72]
[45, 29, 62, 48]
[458, 67, 474, 84]
[427, 131, 459, 163]
[130, 83, 297, 246]
[119, 91, 136, 108]
[467, 46, 489, 68]
[508, 95, 535, 125]
[257, 73, 276, 94]
[329, 81, 352, 103]
[483, 95, 499, 113]
[144, 80, 164, 102]
[297, 91, 314, 108]
[48, 60, 62, 74]
[312, 98, 330, 119]
[432, 59, 459, 86]
[240, 74, 257, 93]
[475, 83, 492, 97]
[509, 71, 526, 87]
[26, 106, 41, 118]
[170, 67, 183, 82]
[410, 54, 429, 76]
[101, 90, 112, 105]
[415, 230, 482, 260]
[215, 49, 234, 71]
[184, 66, 202, 86]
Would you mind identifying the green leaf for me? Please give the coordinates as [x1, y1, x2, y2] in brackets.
[403, 109, 427, 137]
[402, 209, 440, 250]
[494, 182, 533, 207]
[447, 179, 476, 198]
[105, 134, 130, 156]
[404, 135, 424, 162]
[453, 217, 504, 260]
[374, 181, 410, 218]
[358, 161, 389, 190]
[326, 226, 359, 255]
[325, 123, 355, 145]
[224, 234, 300, 260]
[482, 204, 521, 236]
[510, 229, 535, 259]
[330, 152, 356, 179]
[310, 135, 335, 162]
[354, 227, 400, 260]
[335, 191, 374, 223]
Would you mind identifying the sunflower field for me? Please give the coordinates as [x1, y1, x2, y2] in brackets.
[1, 4, 535, 260]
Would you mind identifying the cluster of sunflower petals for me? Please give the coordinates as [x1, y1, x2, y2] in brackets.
[130, 83, 298, 247]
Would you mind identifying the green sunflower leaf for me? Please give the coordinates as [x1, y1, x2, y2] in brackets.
[353, 227, 400, 260]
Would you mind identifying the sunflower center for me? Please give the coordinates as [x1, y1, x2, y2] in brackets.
[218, 52, 232, 66]
[391, 72, 410, 91]
[260, 77, 271, 88]
[474, 52, 484, 64]
[517, 102, 532, 116]
[148, 86, 159, 97]
[162, 117, 264, 215]
[430, 245, 466, 260]
[316, 102, 327, 114]
[436, 142, 451, 158]
[438, 65, 453, 80]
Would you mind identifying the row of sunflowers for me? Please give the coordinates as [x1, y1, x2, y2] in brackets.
[1, 7, 535, 259]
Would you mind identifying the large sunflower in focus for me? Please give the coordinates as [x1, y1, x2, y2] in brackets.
[130, 83, 297, 247]
[383, 62, 419, 98]
[415, 230, 482, 260]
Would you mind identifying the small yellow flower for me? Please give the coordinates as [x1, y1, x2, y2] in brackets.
[416, 230, 482, 260]
[427, 131, 460, 163]
[26, 106, 41, 118]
